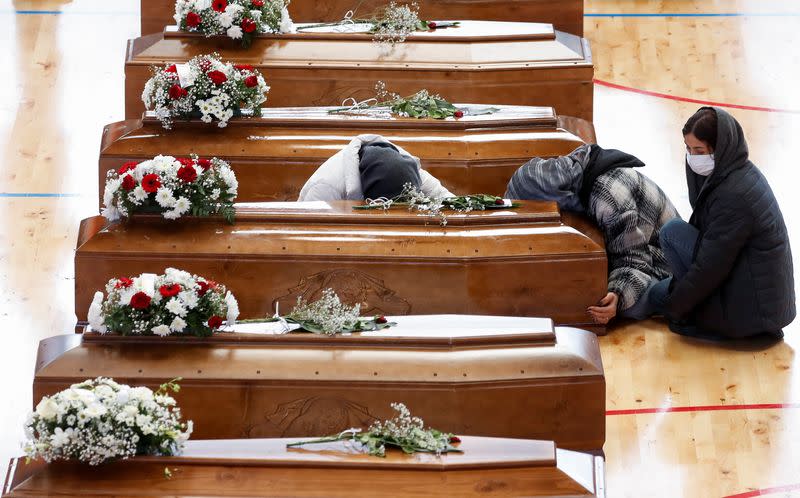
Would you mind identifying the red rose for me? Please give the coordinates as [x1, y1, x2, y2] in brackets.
[197, 280, 210, 296]
[142, 174, 161, 193]
[428, 21, 437, 29]
[197, 158, 212, 170]
[494, 198, 505, 205]
[252, 0, 264, 6]
[241, 18, 257, 33]
[449, 436, 461, 444]
[208, 315, 223, 329]
[118, 161, 138, 175]
[207, 70, 227, 85]
[129, 292, 152, 309]
[115, 277, 134, 289]
[244, 75, 258, 87]
[186, 11, 201, 27]
[168, 84, 187, 100]
[159, 283, 182, 298]
[177, 164, 198, 183]
[454, 110, 464, 118]
[212, 0, 227, 12]
[234, 64, 254, 71]
[121, 174, 136, 191]
[165, 64, 177, 73]
[376, 316, 387, 324]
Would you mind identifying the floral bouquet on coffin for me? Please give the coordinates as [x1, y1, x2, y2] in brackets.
[24, 377, 192, 466]
[101, 154, 238, 223]
[87, 268, 239, 337]
[142, 53, 269, 129]
[288, 402, 461, 457]
[174, 0, 295, 48]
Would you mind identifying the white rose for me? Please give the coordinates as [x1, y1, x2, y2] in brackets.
[152, 324, 172, 337]
[35, 398, 59, 420]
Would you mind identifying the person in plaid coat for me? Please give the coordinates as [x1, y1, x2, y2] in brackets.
[505, 144, 680, 324]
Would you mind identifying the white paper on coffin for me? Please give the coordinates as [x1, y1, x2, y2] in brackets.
[223, 321, 302, 334]
[298, 22, 374, 34]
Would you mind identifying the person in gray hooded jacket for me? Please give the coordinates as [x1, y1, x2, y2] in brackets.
[653, 107, 795, 340]
[505, 145, 680, 324]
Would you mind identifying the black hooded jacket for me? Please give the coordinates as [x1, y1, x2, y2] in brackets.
[667, 107, 795, 337]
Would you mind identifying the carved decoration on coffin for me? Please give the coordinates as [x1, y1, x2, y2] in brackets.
[273, 269, 412, 316]
[264, 396, 378, 436]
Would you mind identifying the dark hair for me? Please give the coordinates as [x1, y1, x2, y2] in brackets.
[682, 108, 717, 150]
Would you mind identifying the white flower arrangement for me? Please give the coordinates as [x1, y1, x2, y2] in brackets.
[142, 53, 270, 129]
[88, 268, 239, 337]
[175, 0, 295, 48]
[101, 155, 237, 223]
[24, 377, 192, 466]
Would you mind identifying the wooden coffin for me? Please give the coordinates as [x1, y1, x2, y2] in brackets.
[34, 315, 606, 452]
[141, 0, 585, 37]
[125, 22, 593, 120]
[100, 105, 592, 206]
[74, 201, 608, 331]
[4, 436, 605, 497]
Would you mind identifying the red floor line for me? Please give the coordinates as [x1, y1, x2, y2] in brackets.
[593, 79, 800, 114]
[723, 483, 800, 498]
[606, 402, 800, 416]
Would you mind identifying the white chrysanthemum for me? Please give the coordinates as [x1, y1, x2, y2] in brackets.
[165, 268, 193, 285]
[170, 316, 187, 333]
[151, 324, 172, 337]
[174, 196, 191, 215]
[178, 290, 199, 309]
[279, 7, 295, 33]
[132, 185, 148, 202]
[224, 3, 244, 15]
[101, 205, 121, 222]
[250, 10, 262, 20]
[225, 291, 239, 325]
[218, 12, 234, 28]
[163, 209, 181, 220]
[87, 291, 108, 334]
[227, 25, 243, 39]
[103, 178, 121, 207]
[166, 298, 188, 317]
[155, 187, 176, 208]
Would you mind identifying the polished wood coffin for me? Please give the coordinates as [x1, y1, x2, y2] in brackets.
[100, 106, 592, 205]
[4, 436, 605, 497]
[74, 202, 608, 330]
[141, 0, 585, 37]
[34, 315, 606, 452]
[125, 22, 593, 120]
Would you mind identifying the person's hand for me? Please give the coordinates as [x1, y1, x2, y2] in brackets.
[588, 292, 618, 324]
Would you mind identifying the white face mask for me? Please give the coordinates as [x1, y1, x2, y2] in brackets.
[686, 152, 715, 176]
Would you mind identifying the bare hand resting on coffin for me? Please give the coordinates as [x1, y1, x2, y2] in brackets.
[588, 292, 618, 324]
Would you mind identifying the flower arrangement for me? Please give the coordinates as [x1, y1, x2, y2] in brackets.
[174, 0, 295, 48]
[24, 377, 192, 466]
[354, 183, 519, 226]
[142, 53, 269, 129]
[288, 402, 461, 457]
[297, 2, 459, 48]
[102, 154, 238, 223]
[330, 81, 498, 120]
[87, 268, 239, 337]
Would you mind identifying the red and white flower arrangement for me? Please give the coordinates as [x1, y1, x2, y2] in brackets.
[174, 0, 294, 48]
[102, 154, 238, 223]
[142, 53, 269, 129]
[87, 268, 240, 338]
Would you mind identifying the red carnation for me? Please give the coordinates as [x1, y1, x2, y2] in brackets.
[449, 436, 461, 444]
[197, 158, 212, 170]
[252, 0, 264, 6]
[186, 11, 201, 27]
[241, 18, 257, 33]
[197, 280, 210, 296]
[165, 64, 177, 73]
[208, 315, 224, 329]
[176, 157, 194, 167]
[177, 164, 198, 183]
[159, 283, 182, 298]
[234, 64, 254, 71]
[115, 277, 134, 289]
[428, 21, 437, 29]
[207, 70, 227, 85]
[142, 174, 161, 193]
[129, 292, 152, 309]
[121, 174, 136, 191]
[376, 316, 387, 324]
[454, 110, 464, 118]
[212, 0, 227, 12]
[118, 161, 138, 175]
[244, 75, 258, 87]
[169, 84, 187, 100]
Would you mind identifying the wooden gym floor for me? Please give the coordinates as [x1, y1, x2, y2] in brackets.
[1, 0, 798, 496]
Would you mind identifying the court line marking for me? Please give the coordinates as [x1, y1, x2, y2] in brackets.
[606, 402, 800, 416]
[594, 79, 800, 114]
[0, 193, 84, 198]
[723, 483, 800, 498]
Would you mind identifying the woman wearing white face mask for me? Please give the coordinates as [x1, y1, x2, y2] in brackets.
[650, 107, 795, 340]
